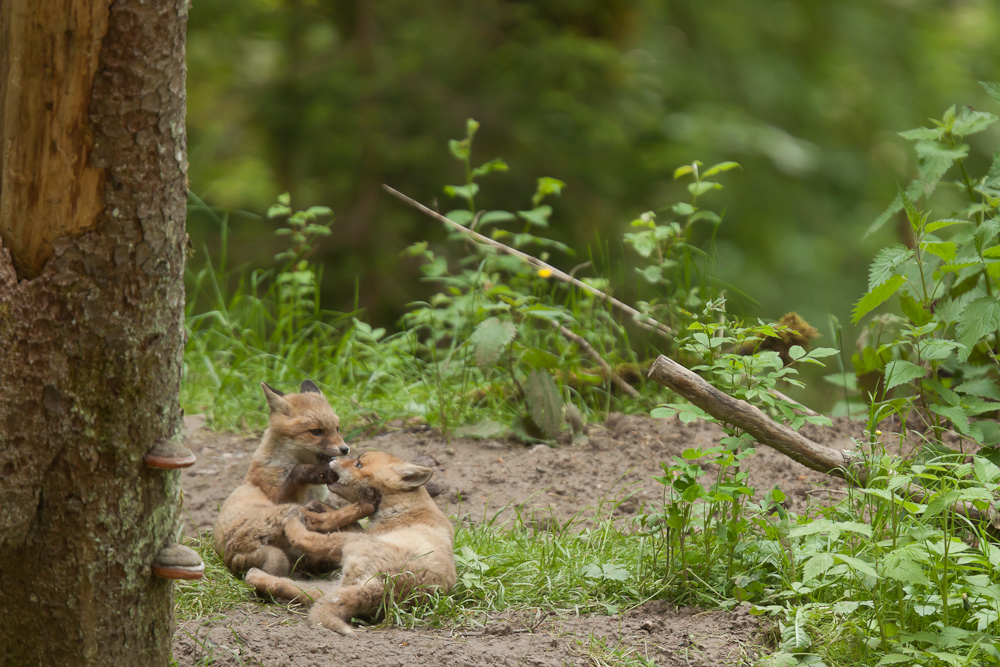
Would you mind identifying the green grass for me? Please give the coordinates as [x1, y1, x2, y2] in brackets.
[175, 534, 259, 622]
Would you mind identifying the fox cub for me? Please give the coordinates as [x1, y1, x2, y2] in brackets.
[213, 380, 377, 576]
[245, 450, 456, 635]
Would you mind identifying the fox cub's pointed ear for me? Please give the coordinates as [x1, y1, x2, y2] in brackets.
[300, 379, 322, 395]
[261, 382, 291, 415]
[393, 463, 434, 490]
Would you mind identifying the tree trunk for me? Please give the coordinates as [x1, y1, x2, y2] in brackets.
[0, 0, 188, 665]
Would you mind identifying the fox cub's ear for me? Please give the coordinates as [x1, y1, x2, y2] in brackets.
[393, 463, 434, 490]
[300, 379, 322, 395]
[261, 382, 291, 415]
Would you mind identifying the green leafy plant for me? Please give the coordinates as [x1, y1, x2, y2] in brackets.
[851, 82, 1000, 456]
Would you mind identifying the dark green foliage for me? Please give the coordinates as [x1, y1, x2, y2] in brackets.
[186, 1, 1000, 335]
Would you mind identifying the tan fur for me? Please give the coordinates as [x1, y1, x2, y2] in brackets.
[245, 451, 456, 635]
[213, 381, 375, 576]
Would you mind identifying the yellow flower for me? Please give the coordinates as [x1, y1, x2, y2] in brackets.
[538, 268, 553, 278]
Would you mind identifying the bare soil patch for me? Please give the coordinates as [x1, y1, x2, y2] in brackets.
[174, 413, 861, 666]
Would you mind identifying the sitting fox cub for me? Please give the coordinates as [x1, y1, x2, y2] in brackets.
[213, 380, 377, 576]
[245, 450, 456, 635]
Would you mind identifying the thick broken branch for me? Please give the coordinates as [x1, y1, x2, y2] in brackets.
[648, 355, 859, 478]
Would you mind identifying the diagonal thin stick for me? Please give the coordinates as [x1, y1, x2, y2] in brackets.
[382, 184, 674, 338]
[541, 317, 641, 399]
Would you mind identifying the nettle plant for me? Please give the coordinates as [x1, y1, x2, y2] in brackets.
[402, 120, 742, 440]
[852, 81, 1000, 456]
[625, 159, 740, 334]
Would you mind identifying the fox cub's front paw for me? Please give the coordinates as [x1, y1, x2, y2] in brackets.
[303, 500, 334, 514]
[357, 487, 381, 513]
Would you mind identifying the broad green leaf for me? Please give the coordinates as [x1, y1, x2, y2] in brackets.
[956, 378, 1000, 401]
[915, 140, 968, 187]
[448, 138, 471, 161]
[923, 489, 963, 520]
[928, 404, 971, 434]
[802, 553, 834, 582]
[975, 218, 1000, 253]
[688, 181, 722, 197]
[532, 177, 566, 207]
[444, 183, 479, 202]
[884, 359, 927, 390]
[623, 232, 657, 258]
[516, 205, 552, 228]
[899, 294, 932, 326]
[956, 296, 1000, 360]
[925, 218, 970, 233]
[469, 317, 517, 367]
[478, 210, 517, 226]
[305, 205, 333, 217]
[267, 203, 292, 219]
[790, 607, 812, 650]
[951, 108, 998, 137]
[277, 192, 291, 206]
[921, 241, 957, 261]
[689, 210, 721, 225]
[673, 164, 696, 179]
[471, 158, 509, 179]
[868, 244, 913, 290]
[445, 209, 474, 225]
[877, 655, 915, 666]
[303, 224, 332, 236]
[465, 118, 480, 138]
[638, 265, 663, 284]
[788, 519, 834, 537]
[899, 127, 946, 141]
[703, 161, 741, 177]
[835, 554, 879, 579]
[882, 556, 930, 586]
[525, 369, 563, 439]
[851, 274, 906, 324]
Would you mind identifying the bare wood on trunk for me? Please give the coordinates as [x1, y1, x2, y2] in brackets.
[0, 0, 189, 664]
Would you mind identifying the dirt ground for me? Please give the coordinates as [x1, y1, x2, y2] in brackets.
[173, 412, 862, 667]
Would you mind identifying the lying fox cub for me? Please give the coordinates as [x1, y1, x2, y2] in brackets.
[213, 381, 377, 576]
[245, 450, 457, 635]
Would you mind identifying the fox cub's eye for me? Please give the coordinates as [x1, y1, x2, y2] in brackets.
[354, 459, 363, 468]
[309, 428, 324, 437]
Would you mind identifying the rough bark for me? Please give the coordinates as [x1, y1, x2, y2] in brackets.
[0, 0, 188, 665]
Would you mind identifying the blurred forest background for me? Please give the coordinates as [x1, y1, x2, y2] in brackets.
[185, 0, 1000, 342]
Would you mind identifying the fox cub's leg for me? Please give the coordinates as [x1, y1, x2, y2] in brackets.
[229, 545, 291, 577]
[308, 579, 385, 636]
[283, 512, 360, 561]
[245, 568, 326, 606]
[299, 499, 376, 533]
